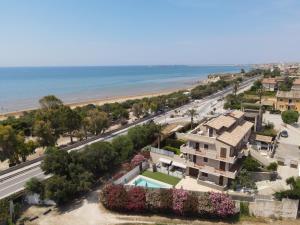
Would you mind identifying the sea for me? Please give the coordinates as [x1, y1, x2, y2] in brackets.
[0, 65, 249, 114]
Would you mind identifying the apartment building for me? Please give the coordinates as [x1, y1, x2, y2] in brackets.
[177, 110, 253, 188]
[291, 79, 300, 91]
[276, 90, 300, 112]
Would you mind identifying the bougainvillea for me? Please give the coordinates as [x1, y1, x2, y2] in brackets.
[130, 154, 145, 167]
[209, 192, 236, 217]
[172, 189, 188, 215]
[100, 184, 128, 211]
[126, 187, 146, 212]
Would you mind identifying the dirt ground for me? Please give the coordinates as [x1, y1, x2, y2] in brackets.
[19, 188, 300, 225]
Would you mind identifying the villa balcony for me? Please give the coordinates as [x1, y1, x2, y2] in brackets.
[181, 145, 239, 164]
[185, 161, 238, 179]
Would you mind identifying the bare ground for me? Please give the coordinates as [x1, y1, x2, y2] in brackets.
[19, 187, 300, 225]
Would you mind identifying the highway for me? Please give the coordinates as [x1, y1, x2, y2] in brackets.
[0, 76, 258, 199]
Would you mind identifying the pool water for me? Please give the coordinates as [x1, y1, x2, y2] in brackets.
[133, 177, 169, 188]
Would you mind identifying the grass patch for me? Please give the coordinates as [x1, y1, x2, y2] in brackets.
[142, 171, 181, 186]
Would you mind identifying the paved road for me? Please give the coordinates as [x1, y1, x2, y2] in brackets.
[0, 76, 258, 199]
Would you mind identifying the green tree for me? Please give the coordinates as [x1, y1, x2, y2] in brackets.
[132, 103, 143, 118]
[233, 80, 239, 96]
[281, 110, 299, 124]
[86, 109, 109, 135]
[45, 175, 75, 205]
[41, 147, 72, 176]
[61, 107, 82, 143]
[39, 95, 63, 110]
[18, 139, 38, 162]
[112, 136, 134, 163]
[25, 178, 45, 198]
[33, 120, 57, 147]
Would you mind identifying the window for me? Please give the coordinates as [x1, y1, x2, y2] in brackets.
[204, 157, 208, 163]
[202, 172, 208, 177]
[204, 144, 209, 149]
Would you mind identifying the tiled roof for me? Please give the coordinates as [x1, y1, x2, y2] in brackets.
[217, 121, 253, 147]
[276, 90, 300, 99]
[205, 115, 236, 130]
[262, 78, 277, 84]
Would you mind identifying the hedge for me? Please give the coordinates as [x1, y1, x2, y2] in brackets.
[163, 146, 181, 155]
[100, 184, 236, 218]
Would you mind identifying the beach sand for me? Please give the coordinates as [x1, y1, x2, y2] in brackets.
[0, 81, 204, 121]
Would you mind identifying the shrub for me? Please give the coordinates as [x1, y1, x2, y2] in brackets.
[100, 184, 128, 211]
[209, 192, 236, 217]
[165, 138, 186, 149]
[145, 189, 161, 211]
[281, 110, 299, 124]
[267, 162, 278, 171]
[183, 192, 199, 216]
[242, 156, 261, 172]
[163, 146, 180, 155]
[240, 201, 250, 217]
[130, 154, 145, 167]
[198, 193, 214, 216]
[126, 187, 146, 212]
[172, 189, 188, 215]
[159, 189, 173, 212]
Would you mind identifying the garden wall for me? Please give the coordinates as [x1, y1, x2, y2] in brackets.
[249, 171, 277, 182]
[249, 198, 299, 219]
[113, 161, 149, 185]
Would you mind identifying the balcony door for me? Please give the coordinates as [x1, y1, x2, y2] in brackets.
[219, 176, 224, 186]
[195, 142, 199, 151]
[219, 161, 226, 171]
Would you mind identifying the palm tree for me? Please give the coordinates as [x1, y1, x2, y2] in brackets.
[233, 80, 239, 96]
[154, 126, 163, 149]
[256, 88, 264, 104]
[187, 109, 198, 129]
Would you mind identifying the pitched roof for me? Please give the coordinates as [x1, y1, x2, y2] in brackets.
[217, 121, 253, 147]
[205, 115, 236, 130]
[255, 134, 273, 143]
[262, 78, 277, 84]
[276, 90, 300, 99]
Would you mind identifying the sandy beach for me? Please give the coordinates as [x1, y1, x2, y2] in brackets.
[0, 82, 202, 121]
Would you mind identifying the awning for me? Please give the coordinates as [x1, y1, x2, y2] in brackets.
[159, 158, 172, 165]
[255, 134, 273, 143]
[172, 161, 187, 169]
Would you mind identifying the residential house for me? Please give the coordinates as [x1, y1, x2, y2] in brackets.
[276, 90, 300, 112]
[176, 110, 253, 189]
[291, 79, 300, 91]
[262, 78, 277, 91]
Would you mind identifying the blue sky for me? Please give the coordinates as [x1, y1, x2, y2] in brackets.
[0, 0, 299, 66]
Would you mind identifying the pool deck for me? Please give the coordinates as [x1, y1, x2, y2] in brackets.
[127, 175, 173, 189]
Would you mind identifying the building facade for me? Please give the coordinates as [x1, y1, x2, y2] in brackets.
[177, 110, 253, 188]
[262, 78, 277, 91]
[276, 90, 300, 112]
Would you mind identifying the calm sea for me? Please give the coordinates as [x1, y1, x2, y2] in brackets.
[0, 65, 248, 113]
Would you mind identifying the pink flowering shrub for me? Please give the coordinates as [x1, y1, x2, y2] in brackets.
[209, 192, 236, 217]
[100, 184, 128, 211]
[172, 189, 188, 215]
[198, 193, 214, 216]
[130, 154, 145, 167]
[159, 188, 173, 212]
[126, 187, 146, 212]
[145, 189, 161, 211]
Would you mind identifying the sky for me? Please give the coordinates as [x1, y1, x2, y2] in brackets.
[0, 0, 300, 66]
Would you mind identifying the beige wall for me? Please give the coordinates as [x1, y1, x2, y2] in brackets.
[276, 97, 300, 112]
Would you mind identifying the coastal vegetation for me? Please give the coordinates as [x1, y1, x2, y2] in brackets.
[25, 122, 160, 204]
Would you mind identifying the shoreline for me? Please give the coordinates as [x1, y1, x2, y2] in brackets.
[0, 81, 203, 121]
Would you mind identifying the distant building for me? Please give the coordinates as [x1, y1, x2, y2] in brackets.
[262, 78, 277, 91]
[276, 90, 300, 112]
[291, 79, 300, 91]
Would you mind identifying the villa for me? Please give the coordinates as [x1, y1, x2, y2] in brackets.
[150, 110, 253, 190]
[262, 78, 277, 91]
[291, 79, 300, 91]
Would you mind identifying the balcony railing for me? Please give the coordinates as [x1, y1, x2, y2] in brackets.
[181, 145, 238, 164]
[186, 161, 237, 179]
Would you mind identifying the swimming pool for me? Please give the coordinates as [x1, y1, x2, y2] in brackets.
[128, 175, 172, 189]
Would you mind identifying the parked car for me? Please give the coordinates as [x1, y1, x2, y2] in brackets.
[280, 130, 288, 138]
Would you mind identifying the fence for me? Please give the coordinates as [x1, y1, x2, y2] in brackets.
[113, 161, 149, 185]
[149, 146, 175, 157]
